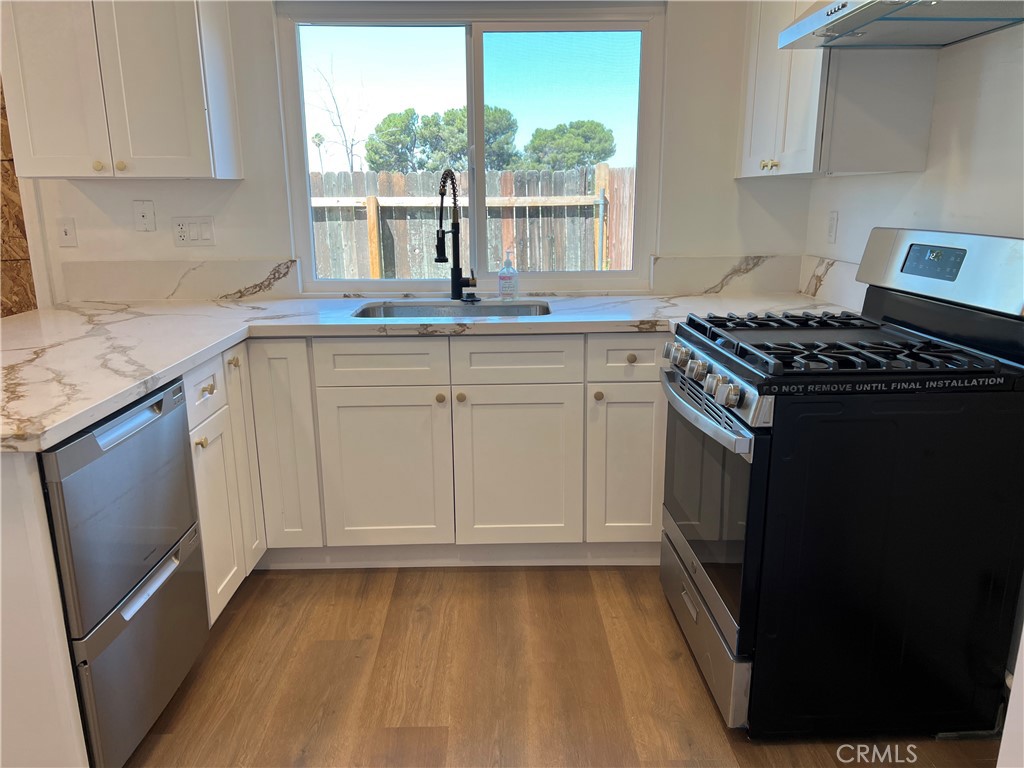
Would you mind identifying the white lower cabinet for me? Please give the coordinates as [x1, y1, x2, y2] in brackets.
[317, 386, 455, 546]
[249, 339, 324, 548]
[452, 384, 584, 544]
[222, 343, 267, 572]
[189, 406, 245, 625]
[585, 382, 667, 543]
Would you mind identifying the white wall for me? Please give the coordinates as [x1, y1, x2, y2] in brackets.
[805, 24, 1024, 265]
[20, 1, 815, 302]
[21, 2, 293, 303]
[656, 2, 811, 262]
[18, 4, 1023, 302]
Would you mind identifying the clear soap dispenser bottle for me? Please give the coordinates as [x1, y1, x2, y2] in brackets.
[498, 249, 519, 301]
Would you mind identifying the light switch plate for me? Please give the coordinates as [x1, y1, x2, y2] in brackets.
[56, 217, 78, 247]
[172, 216, 215, 247]
[133, 200, 156, 232]
[827, 211, 839, 245]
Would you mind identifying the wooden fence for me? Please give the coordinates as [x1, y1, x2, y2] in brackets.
[308, 165, 635, 280]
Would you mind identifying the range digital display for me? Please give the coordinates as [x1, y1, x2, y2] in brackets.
[901, 244, 967, 282]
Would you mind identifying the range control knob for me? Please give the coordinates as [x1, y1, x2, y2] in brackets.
[684, 358, 708, 381]
[703, 373, 723, 395]
[715, 383, 743, 408]
[662, 341, 676, 360]
[671, 346, 692, 366]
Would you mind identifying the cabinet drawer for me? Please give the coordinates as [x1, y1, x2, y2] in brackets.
[586, 333, 670, 382]
[312, 338, 450, 387]
[450, 336, 584, 384]
[183, 355, 227, 428]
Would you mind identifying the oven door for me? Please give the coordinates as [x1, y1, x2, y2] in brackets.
[660, 368, 768, 658]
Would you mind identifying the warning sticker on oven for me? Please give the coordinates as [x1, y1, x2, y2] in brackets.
[761, 375, 1012, 395]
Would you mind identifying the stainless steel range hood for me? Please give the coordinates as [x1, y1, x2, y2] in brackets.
[779, 1, 1024, 49]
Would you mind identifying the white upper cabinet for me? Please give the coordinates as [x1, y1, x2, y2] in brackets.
[1, 1, 242, 178]
[738, 1, 937, 178]
[1, 2, 112, 177]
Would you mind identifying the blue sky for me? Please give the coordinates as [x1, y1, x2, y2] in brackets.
[298, 26, 641, 172]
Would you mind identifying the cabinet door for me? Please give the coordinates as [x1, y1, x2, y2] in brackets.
[93, 1, 213, 177]
[737, 1, 788, 178]
[317, 387, 455, 546]
[0, 1, 113, 177]
[249, 340, 324, 548]
[190, 407, 245, 626]
[585, 383, 666, 543]
[223, 343, 267, 573]
[453, 384, 584, 544]
[774, 2, 827, 175]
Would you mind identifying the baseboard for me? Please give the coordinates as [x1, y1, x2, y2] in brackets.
[256, 541, 661, 569]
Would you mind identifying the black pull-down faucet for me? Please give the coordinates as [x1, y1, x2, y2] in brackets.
[435, 169, 478, 301]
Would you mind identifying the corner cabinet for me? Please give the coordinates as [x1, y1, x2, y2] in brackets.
[183, 342, 268, 625]
[1, 0, 242, 178]
[222, 343, 267, 572]
[249, 340, 324, 548]
[738, 0, 937, 178]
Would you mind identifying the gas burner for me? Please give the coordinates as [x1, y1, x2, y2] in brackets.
[740, 340, 999, 376]
[694, 311, 879, 332]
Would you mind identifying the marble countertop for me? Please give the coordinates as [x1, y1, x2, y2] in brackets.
[1, 293, 848, 451]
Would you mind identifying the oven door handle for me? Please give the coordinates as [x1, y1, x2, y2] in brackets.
[661, 369, 755, 462]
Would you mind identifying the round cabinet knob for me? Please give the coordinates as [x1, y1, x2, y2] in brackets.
[435, 393, 446, 403]
[456, 392, 467, 403]
[194, 437, 209, 449]
[201, 383, 216, 396]
[703, 373, 723, 395]
[684, 358, 708, 381]
[715, 383, 743, 408]
[92, 160, 105, 172]
[115, 160, 127, 172]
[594, 391, 605, 401]
[670, 346, 692, 366]
[227, 356, 240, 368]
[626, 353, 638, 364]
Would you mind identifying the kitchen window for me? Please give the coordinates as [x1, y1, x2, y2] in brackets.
[277, 3, 665, 293]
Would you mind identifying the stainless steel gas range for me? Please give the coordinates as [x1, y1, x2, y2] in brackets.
[659, 228, 1024, 738]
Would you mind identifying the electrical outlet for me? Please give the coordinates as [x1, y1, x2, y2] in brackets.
[171, 216, 215, 247]
[57, 217, 78, 247]
[827, 211, 839, 245]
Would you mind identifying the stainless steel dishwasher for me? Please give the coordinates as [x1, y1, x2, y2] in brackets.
[42, 379, 209, 768]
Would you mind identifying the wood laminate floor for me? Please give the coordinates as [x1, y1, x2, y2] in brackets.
[128, 567, 1000, 768]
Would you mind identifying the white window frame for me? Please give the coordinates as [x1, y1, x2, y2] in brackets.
[276, 2, 665, 295]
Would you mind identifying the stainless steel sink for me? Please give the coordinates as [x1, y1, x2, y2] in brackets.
[352, 300, 551, 318]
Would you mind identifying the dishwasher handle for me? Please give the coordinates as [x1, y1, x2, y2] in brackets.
[93, 383, 183, 451]
[73, 525, 202, 663]
[43, 379, 186, 480]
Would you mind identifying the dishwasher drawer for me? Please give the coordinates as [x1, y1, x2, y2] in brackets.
[73, 525, 208, 768]
[43, 380, 197, 638]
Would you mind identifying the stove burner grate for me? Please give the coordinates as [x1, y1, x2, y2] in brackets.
[696, 311, 879, 331]
[742, 340, 999, 375]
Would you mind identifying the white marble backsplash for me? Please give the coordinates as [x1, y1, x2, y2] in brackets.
[799, 256, 867, 311]
[58, 254, 809, 303]
[652, 255, 802, 295]
[61, 259, 300, 302]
